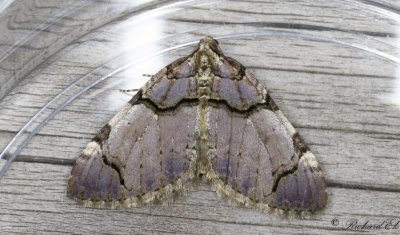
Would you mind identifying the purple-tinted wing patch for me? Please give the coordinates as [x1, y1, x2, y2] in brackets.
[68, 152, 123, 202]
[219, 78, 242, 108]
[148, 79, 171, 104]
[68, 104, 197, 203]
[164, 77, 190, 106]
[238, 80, 260, 106]
[208, 105, 327, 211]
[273, 155, 327, 211]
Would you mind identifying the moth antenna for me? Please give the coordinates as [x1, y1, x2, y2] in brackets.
[119, 89, 139, 96]
[142, 74, 153, 77]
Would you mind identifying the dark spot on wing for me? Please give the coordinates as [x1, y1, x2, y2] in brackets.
[292, 133, 310, 155]
[92, 124, 111, 145]
[128, 89, 143, 105]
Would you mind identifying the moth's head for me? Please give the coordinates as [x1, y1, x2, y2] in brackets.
[193, 36, 223, 75]
[198, 36, 223, 56]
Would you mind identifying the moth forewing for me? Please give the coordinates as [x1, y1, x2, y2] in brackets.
[68, 36, 327, 212]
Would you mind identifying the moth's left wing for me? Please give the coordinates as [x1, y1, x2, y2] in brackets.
[67, 92, 198, 206]
[207, 102, 328, 212]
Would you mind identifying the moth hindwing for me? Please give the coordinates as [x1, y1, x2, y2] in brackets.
[67, 36, 328, 212]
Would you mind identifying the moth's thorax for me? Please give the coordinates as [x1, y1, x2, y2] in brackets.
[195, 44, 221, 98]
[194, 43, 220, 74]
[198, 75, 212, 98]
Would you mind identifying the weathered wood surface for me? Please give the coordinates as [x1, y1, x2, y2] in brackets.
[0, 0, 399, 234]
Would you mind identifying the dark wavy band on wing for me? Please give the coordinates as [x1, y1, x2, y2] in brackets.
[67, 102, 198, 205]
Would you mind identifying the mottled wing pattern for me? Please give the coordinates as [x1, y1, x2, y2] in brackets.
[68, 36, 327, 212]
[142, 57, 198, 109]
[207, 80, 327, 212]
[141, 55, 267, 111]
[67, 92, 198, 206]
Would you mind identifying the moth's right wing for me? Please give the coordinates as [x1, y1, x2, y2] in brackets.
[207, 103, 328, 212]
[67, 93, 198, 206]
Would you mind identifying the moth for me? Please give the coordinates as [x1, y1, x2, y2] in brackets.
[67, 36, 328, 212]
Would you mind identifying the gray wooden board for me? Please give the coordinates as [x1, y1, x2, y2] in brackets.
[0, 0, 399, 234]
[0, 162, 399, 234]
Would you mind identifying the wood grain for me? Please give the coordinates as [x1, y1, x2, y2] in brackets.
[0, 0, 399, 234]
[1, 162, 399, 234]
